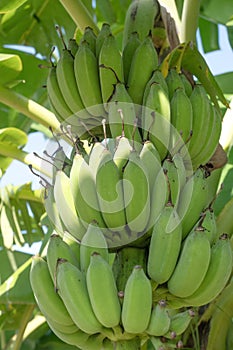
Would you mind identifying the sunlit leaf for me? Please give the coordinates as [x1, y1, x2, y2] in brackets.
[199, 17, 220, 53]
[0, 0, 28, 13]
[0, 54, 22, 85]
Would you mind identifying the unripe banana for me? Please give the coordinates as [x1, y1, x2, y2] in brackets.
[146, 300, 171, 336]
[47, 66, 73, 121]
[69, 153, 106, 228]
[80, 222, 109, 273]
[165, 69, 185, 100]
[164, 309, 195, 339]
[108, 83, 142, 144]
[81, 26, 97, 54]
[47, 233, 79, 281]
[122, 32, 141, 82]
[147, 205, 182, 284]
[123, 149, 150, 233]
[142, 82, 170, 160]
[30, 256, 73, 326]
[143, 69, 169, 103]
[113, 135, 133, 174]
[127, 36, 158, 106]
[177, 167, 210, 239]
[99, 33, 124, 106]
[45, 316, 79, 334]
[81, 333, 107, 350]
[180, 73, 193, 97]
[170, 88, 193, 155]
[88, 141, 106, 177]
[139, 140, 161, 192]
[96, 148, 127, 230]
[43, 186, 64, 234]
[74, 41, 104, 117]
[96, 23, 112, 59]
[121, 265, 152, 333]
[184, 234, 232, 306]
[62, 232, 81, 264]
[53, 170, 86, 240]
[86, 253, 121, 328]
[195, 208, 217, 245]
[56, 259, 103, 334]
[56, 49, 87, 118]
[68, 38, 79, 56]
[122, 0, 160, 47]
[167, 229, 211, 298]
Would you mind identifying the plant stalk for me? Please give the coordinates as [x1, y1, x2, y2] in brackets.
[0, 85, 60, 131]
[59, 0, 99, 34]
[114, 338, 141, 349]
[180, 0, 201, 43]
[12, 305, 35, 350]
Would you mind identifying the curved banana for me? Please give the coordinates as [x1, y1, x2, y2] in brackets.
[167, 229, 211, 298]
[143, 69, 169, 103]
[195, 208, 217, 245]
[184, 234, 232, 306]
[56, 48, 87, 118]
[47, 233, 79, 281]
[165, 69, 185, 100]
[121, 265, 152, 333]
[96, 147, 127, 230]
[113, 135, 133, 174]
[127, 36, 158, 106]
[88, 141, 106, 177]
[47, 66, 73, 121]
[86, 253, 121, 328]
[30, 256, 74, 326]
[56, 258, 103, 334]
[122, 149, 150, 233]
[80, 222, 109, 273]
[81, 26, 96, 54]
[142, 81, 170, 160]
[180, 73, 193, 97]
[45, 315, 79, 334]
[164, 309, 195, 339]
[53, 170, 86, 240]
[147, 205, 182, 284]
[68, 38, 79, 56]
[69, 153, 106, 228]
[177, 167, 210, 239]
[43, 186, 64, 234]
[170, 88, 193, 155]
[74, 41, 104, 117]
[122, 32, 141, 82]
[122, 0, 160, 48]
[99, 33, 124, 106]
[96, 23, 112, 59]
[146, 300, 171, 336]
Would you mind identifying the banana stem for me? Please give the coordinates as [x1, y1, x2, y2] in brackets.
[0, 85, 60, 131]
[180, 0, 201, 43]
[0, 141, 52, 178]
[59, 0, 99, 34]
[114, 338, 141, 349]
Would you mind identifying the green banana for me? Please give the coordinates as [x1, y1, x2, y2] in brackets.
[96, 147, 127, 231]
[147, 205, 182, 284]
[139, 140, 161, 192]
[122, 32, 141, 82]
[146, 300, 171, 336]
[86, 253, 121, 328]
[69, 153, 106, 228]
[113, 135, 133, 174]
[123, 149, 150, 233]
[74, 41, 104, 117]
[99, 33, 124, 106]
[180, 73, 193, 97]
[108, 83, 142, 144]
[195, 208, 217, 245]
[192, 103, 222, 169]
[56, 258, 103, 334]
[142, 81, 170, 160]
[165, 69, 185, 100]
[81, 333, 107, 350]
[47, 66, 73, 121]
[30, 256, 73, 326]
[96, 23, 112, 59]
[53, 170, 86, 240]
[62, 232, 81, 264]
[43, 186, 64, 234]
[88, 141, 106, 177]
[143, 69, 169, 103]
[122, 0, 160, 47]
[47, 233, 79, 281]
[127, 36, 158, 106]
[167, 229, 211, 298]
[56, 48, 87, 117]
[164, 309, 195, 339]
[177, 167, 210, 239]
[187, 84, 211, 167]
[121, 265, 152, 333]
[45, 316, 79, 334]
[81, 26, 96, 54]
[68, 38, 79, 56]
[80, 222, 109, 273]
[184, 234, 232, 306]
[170, 88, 193, 155]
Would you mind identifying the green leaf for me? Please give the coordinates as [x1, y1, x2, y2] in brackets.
[0, 54, 22, 86]
[199, 17, 220, 52]
[201, 0, 233, 24]
[215, 72, 233, 95]
[0, 0, 28, 13]
[0, 257, 34, 305]
[227, 25, 233, 50]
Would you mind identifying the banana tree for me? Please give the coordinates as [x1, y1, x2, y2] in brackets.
[0, 0, 233, 349]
